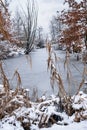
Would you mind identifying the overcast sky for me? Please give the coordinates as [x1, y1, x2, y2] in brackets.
[10, 0, 66, 33]
[37, 0, 66, 32]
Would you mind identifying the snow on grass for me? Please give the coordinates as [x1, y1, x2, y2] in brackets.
[40, 121, 87, 130]
[0, 116, 24, 130]
[0, 84, 87, 130]
[72, 91, 87, 110]
[0, 114, 87, 130]
[8, 47, 25, 57]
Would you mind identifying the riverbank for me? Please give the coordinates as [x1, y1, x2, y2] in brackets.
[0, 41, 24, 60]
[0, 84, 87, 130]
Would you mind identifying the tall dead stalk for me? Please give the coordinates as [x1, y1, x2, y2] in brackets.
[12, 70, 22, 95]
[46, 43, 66, 98]
[0, 62, 10, 94]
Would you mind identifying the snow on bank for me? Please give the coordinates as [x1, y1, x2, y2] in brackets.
[0, 41, 24, 59]
[40, 121, 87, 130]
[0, 116, 87, 130]
[0, 84, 87, 130]
[8, 47, 24, 57]
[0, 118, 87, 130]
[0, 116, 23, 130]
[72, 91, 87, 110]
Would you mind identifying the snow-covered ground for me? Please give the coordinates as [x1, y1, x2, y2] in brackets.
[40, 121, 87, 130]
[0, 117, 87, 130]
[8, 46, 24, 57]
[0, 41, 24, 60]
[0, 84, 87, 130]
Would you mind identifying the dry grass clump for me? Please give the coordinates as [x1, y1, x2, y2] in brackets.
[0, 62, 32, 130]
[46, 43, 87, 116]
[37, 97, 63, 128]
[72, 91, 87, 122]
[46, 43, 75, 116]
[74, 111, 87, 122]
[0, 45, 87, 129]
[0, 62, 31, 120]
[0, 86, 31, 118]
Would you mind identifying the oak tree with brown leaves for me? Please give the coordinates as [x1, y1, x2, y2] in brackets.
[60, 0, 87, 51]
[0, 0, 12, 41]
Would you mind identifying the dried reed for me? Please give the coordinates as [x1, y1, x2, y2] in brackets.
[46, 43, 66, 98]
[25, 55, 32, 69]
[12, 69, 22, 96]
[0, 62, 10, 94]
[46, 42, 87, 116]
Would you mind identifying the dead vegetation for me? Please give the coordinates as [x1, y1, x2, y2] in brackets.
[0, 44, 87, 129]
[46, 43, 67, 98]
[46, 43, 87, 116]
[0, 81, 31, 129]
[0, 62, 31, 119]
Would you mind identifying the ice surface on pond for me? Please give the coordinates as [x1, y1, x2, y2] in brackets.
[1, 48, 86, 97]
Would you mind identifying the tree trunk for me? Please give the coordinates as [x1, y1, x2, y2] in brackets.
[85, 34, 87, 50]
[25, 40, 29, 54]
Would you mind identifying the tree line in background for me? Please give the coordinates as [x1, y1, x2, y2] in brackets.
[0, 0, 87, 54]
[0, 0, 42, 54]
[0, 0, 46, 54]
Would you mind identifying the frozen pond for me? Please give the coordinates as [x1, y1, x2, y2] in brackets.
[1, 48, 87, 97]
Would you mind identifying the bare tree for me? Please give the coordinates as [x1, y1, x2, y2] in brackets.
[37, 27, 43, 43]
[50, 14, 62, 45]
[35, 26, 45, 48]
[50, 17, 57, 44]
[13, 9, 22, 40]
[18, 0, 38, 54]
